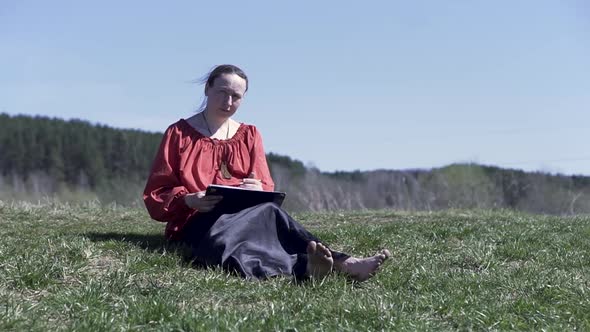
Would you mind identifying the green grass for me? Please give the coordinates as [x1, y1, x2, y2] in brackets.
[0, 201, 589, 331]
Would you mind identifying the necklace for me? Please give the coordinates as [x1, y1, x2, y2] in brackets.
[201, 111, 232, 179]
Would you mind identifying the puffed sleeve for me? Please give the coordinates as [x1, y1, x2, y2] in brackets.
[143, 125, 195, 223]
[250, 127, 275, 191]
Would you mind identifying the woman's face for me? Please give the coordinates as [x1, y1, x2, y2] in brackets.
[205, 73, 247, 119]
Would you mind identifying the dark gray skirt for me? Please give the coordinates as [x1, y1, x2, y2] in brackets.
[180, 203, 347, 280]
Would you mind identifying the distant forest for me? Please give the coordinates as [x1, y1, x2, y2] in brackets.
[1, 113, 590, 214]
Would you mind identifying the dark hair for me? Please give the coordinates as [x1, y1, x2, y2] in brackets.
[195, 64, 248, 112]
[205, 64, 248, 92]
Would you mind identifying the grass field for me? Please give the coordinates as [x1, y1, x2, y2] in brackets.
[0, 201, 589, 331]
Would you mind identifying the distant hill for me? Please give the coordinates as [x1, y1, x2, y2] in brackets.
[1, 113, 590, 214]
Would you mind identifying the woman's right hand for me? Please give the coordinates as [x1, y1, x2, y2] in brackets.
[184, 191, 223, 212]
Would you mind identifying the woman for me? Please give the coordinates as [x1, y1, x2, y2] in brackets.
[143, 64, 389, 281]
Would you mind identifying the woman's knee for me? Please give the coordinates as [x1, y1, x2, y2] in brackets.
[259, 202, 281, 211]
[245, 203, 284, 226]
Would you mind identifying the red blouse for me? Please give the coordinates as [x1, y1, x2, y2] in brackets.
[143, 119, 275, 239]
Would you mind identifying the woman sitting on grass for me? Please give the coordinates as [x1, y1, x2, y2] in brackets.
[143, 64, 389, 281]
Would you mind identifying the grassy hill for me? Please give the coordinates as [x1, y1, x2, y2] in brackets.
[1, 203, 588, 330]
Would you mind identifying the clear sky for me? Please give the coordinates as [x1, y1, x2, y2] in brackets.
[2, 1, 589, 175]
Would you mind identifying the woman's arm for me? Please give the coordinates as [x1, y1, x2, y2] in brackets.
[249, 127, 275, 191]
[143, 126, 195, 223]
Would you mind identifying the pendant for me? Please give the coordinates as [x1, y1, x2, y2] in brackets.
[220, 161, 232, 179]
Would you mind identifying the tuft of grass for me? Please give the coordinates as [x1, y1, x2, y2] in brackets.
[0, 202, 589, 331]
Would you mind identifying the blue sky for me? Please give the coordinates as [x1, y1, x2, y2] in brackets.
[2, 1, 589, 175]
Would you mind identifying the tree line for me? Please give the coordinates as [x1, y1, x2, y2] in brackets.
[0, 113, 161, 188]
[1, 113, 590, 214]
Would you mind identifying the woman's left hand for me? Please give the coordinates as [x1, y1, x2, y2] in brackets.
[240, 172, 263, 191]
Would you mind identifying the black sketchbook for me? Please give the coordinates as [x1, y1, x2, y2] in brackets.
[205, 185, 286, 214]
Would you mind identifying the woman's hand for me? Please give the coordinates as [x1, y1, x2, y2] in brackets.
[184, 191, 223, 212]
[240, 172, 263, 191]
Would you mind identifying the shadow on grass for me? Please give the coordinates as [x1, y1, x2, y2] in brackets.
[84, 232, 355, 285]
[84, 232, 260, 279]
[84, 232, 194, 264]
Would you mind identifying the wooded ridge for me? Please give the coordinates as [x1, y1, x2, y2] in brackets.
[1, 113, 589, 214]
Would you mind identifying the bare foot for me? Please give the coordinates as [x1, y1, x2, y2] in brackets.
[335, 249, 390, 282]
[306, 241, 334, 279]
